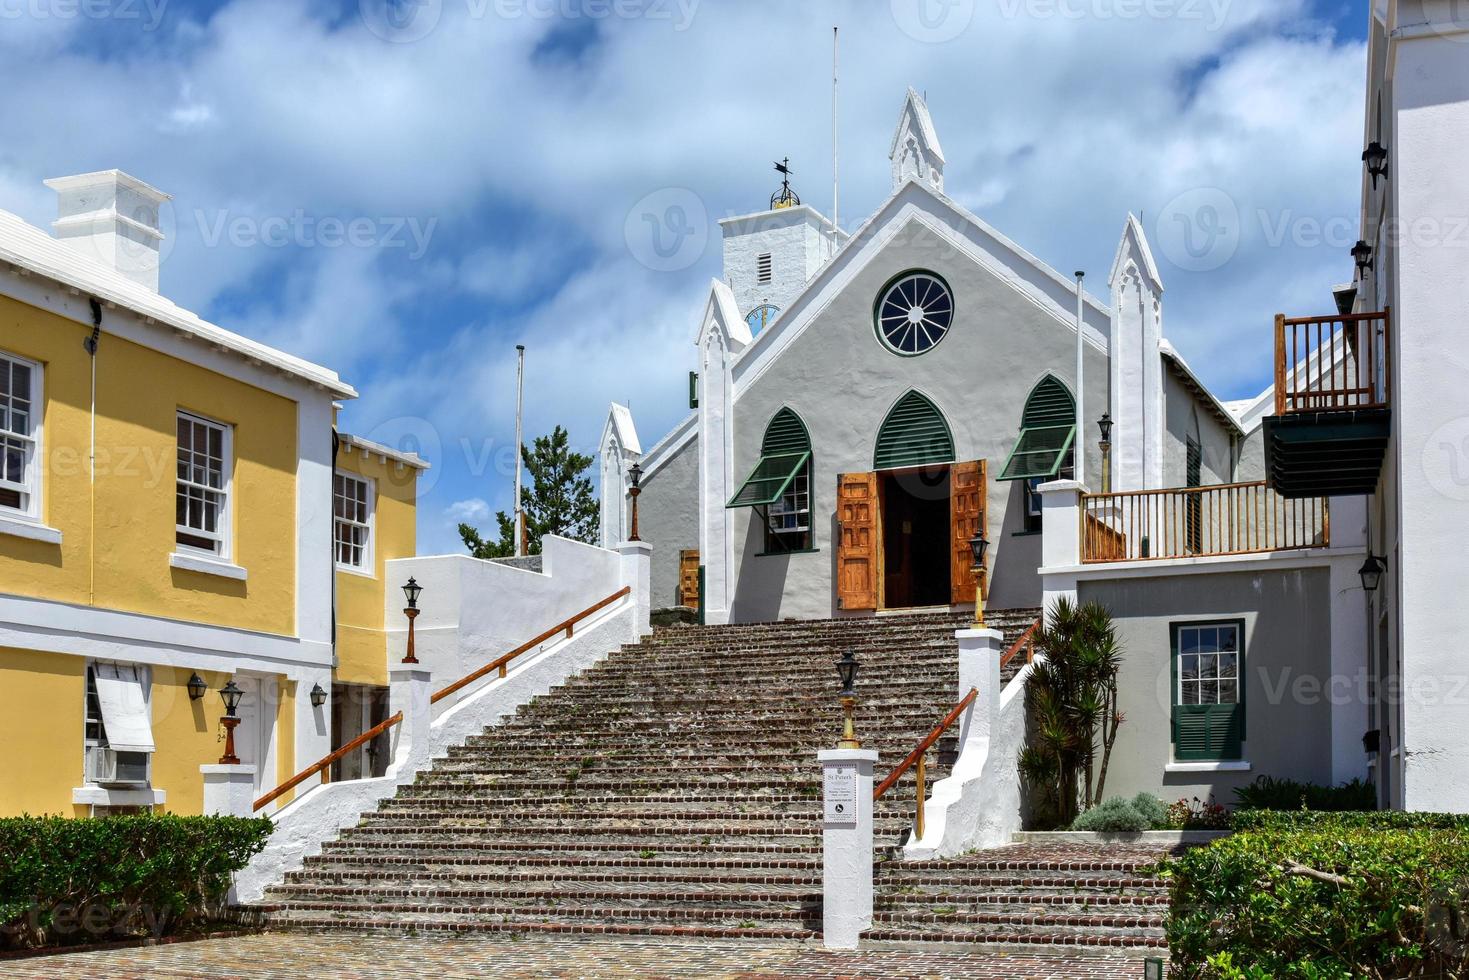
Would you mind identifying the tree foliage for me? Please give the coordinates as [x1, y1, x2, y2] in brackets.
[1017, 597, 1125, 827]
[459, 425, 599, 558]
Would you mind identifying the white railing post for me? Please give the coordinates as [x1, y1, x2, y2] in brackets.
[201, 764, 255, 817]
[1039, 479, 1086, 616]
[618, 540, 653, 638]
[388, 664, 433, 772]
[955, 628, 1004, 757]
[818, 747, 878, 949]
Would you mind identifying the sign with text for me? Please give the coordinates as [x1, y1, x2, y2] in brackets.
[823, 765, 859, 825]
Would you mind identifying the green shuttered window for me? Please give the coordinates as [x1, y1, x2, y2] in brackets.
[999, 376, 1077, 482]
[1171, 621, 1245, 761]
[873, 391, 955, 471]
[730, 408, 814, 553]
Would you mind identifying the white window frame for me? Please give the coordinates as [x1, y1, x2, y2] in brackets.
[175, 410, 233, 560]
[334, 471, 376, 575]
[83, 662, 153, 788]
[0, 349, 42, 522]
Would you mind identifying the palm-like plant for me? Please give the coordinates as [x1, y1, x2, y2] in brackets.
[1017, 598, 1125, 827]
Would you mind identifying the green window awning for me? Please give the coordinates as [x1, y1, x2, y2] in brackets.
[997, 424, 1076, 481]
[727, 451, 811, 508]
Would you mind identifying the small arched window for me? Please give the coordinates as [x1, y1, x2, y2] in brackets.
[727, 407, 814, 555]
[998, 375, 1077, 531]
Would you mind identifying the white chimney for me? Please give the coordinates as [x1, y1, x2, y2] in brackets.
[43, 170, 171, 292]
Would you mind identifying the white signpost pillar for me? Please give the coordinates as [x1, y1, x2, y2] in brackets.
[818, 747, 878, 949]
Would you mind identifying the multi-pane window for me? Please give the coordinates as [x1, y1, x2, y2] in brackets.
[0, 352, 38, 514]
[765, 462, 811, 552]
[176, 412, 229, 555]
[334, 473, 373, 571]
[1173, 621, 1245, 761]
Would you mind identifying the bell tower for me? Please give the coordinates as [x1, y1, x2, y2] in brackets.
[720, 159, 844, 336]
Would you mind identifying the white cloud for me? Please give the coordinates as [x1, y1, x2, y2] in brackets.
[445, 497, 492, 523]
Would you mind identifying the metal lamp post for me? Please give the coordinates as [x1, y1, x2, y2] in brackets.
[402, 577, 423, 664]
[968, 531, 990, 628]
[218, 680, 244, 765]
[836, 650, 861, 749]
[628, 461, 643, 542]
[1097, 411, 1113, 494]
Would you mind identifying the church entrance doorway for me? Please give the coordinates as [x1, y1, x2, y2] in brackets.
[881, 467, 951, 608]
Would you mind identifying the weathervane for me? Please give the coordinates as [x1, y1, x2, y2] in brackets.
[771, 158, 801, 209]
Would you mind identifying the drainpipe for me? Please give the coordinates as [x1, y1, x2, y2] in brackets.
[331, 427, 340, 670]
[84, 297, 101, 607]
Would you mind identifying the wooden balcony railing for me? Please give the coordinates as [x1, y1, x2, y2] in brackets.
[874, 687, 977, 842]
[252, 586, 632, 813]
[1275, 308, 1391, 415]
[1080, 482, 1329, 564]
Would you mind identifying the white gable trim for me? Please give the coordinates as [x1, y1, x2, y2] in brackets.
[1108, 212, 1164, 295]
[731, 181, 1110, 397]
[888, 88, 946, 164]
[637, 410, 697, 479]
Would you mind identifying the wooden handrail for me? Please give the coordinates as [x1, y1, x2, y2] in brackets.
[252, 585, 633, 813]
[1000, 619, 1041, 670]
[430, 587, 631, 705]
[254, 711, 402, 812]
[874, 687, 978, 802]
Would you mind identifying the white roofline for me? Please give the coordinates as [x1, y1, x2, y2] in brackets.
[0, 207, 357, 399]
[338, 432, 430, 470]
[638, 410, 698, 479]
[1159, 339, 1245, 436]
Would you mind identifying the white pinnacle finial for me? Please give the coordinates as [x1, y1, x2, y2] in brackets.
[889, 88, 945, 193]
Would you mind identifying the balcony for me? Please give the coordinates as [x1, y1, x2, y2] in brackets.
[1080, 482, 1330, 563]
[1264, 309, 1392, 498]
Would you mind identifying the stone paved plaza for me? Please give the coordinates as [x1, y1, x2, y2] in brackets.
[3, 933, 1156, 978]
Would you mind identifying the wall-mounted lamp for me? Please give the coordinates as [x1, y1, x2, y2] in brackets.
[1362, 141, 1389, 188]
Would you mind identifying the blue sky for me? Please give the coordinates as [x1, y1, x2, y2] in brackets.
[0, 0, 1373, 553]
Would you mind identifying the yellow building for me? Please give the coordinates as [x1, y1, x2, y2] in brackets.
[0, 170, 423, 817]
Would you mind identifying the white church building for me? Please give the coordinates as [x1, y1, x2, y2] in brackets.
[602, 45, 1469, 817]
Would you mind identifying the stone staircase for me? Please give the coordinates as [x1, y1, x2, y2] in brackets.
[256, 607, 1165, 948]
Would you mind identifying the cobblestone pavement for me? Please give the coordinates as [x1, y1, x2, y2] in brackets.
[3, 932, 1158, 978]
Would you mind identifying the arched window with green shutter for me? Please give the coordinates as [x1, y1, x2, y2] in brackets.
[727, 407, 814, 553]
[873, 391, 955, 471]
[999, 375, 1077, 482]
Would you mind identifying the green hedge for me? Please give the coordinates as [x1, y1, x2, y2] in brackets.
[0, 815, 272, 950]
[1232, 810, 1469, 832]
[1161, 824, 1469, 978]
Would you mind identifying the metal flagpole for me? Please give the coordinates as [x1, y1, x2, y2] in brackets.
[832, 26, 839, 250]
[514, 344, 525, 557]
[1074, 272, 1085, 488]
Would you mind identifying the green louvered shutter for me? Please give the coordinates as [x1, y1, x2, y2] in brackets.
[999, 376, 1077, 481]
[874, 391, 955, 470]
[762, 408, 811, 456]
[1174, 705, 1244, 760]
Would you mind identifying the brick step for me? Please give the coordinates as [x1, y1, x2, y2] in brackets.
[876, 857, 1169, 875]
[875, 892, 1168, 909]
[862, 925, 1165, 949]
[348, 815, 909, 835]
[261, 910, 815, 941]
[263, 883, 819, 906]
[875, 872, 1168, 890]
[429, 745, 948, 769]
[513, 680, 955, 707]
[259, 900, 820, 926]
[311, 839, 824, 860]
[332, 826, 830, 846]
[286, 865, 823, 887]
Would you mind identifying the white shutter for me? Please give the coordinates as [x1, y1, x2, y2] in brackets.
[93, 662, 155, 753]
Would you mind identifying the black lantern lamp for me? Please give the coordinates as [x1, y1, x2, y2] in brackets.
[310, 682, 328, 709]
[1098, 412, 1114, 494]
[1359, 553, 1387, 593]
[628, 461, 643, 542]
[187, 672, 207, 701]
[1351, 239, 1374, 276]
[968, 531, 990, 627]
[401, 577, 423, 664]
[1362, 141, 1389, 188]
[218, 680, 244, 765]
[836, 650, 861, 749]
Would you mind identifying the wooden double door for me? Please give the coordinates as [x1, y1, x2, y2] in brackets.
[836, 460, 987, 611]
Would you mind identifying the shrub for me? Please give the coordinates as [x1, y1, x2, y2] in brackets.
[1131, 793, 1168, 828]
[1071, 796, 1151, 833]
[1161, 825, 1469, 978]
[1232, 809, 1469, 832]
[1232, 775, 1377, 813]
[0, 815, 272, 950]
